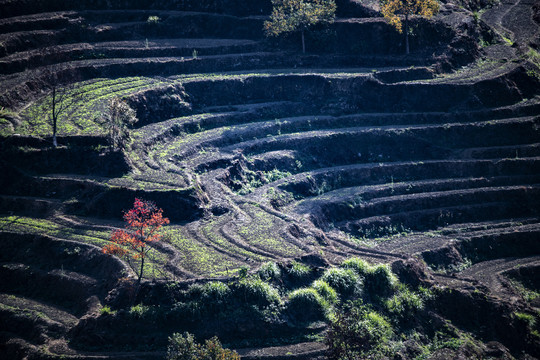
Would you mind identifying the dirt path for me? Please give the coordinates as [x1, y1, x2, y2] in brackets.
[458, 256, 540, 301]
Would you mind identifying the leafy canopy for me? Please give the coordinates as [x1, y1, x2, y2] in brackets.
[103, 198, 169, 282]
[167, 332, 239, 360]
[380, 0, 439, 33]
[264, 0, 336, 47]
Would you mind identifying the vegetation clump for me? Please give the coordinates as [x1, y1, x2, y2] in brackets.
[264, 0, 336, 53]
[257, 261, 281, 281]
[327, 304, 395, 359]
[321, 267, 362, 297]
[287, 287, 330, 322]
[233, 277, 282, 307]
[287, 261, 312, 283]
[340, 258, 398, 296]
[101, 97, 138, 151]
[380, 0, 439, 53]
[385, 286, 425, 324]
[167, 332, 239, 360]
[311, 279, 338, 304]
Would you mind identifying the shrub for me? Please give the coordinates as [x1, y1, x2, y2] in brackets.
[186, 284, 205, 299]
[321, 268, 361, 298]
[184, 282, 231, 315]
[327, 305, 394, 359]
[288, 261, 311, 282]
[341, 257, 371, 275]
[341, 258, 398, 297]
[287, 288, 329, 322]
[514, 312, 537, 328]
[364, 264, 398, 296]
[257, 262, 281, 281]
[170, 301, 202, 322]
[233, 277, 281, 307]
[238, 265, 250, 278]
[202, 282, 231, 303]
[167, 332, 198, 360]
[202, 281, 231, 313]
[100, 305, 116, 315]
[312, 280, 338, 304]
[129, 304, 157, 320]
[167, 332, 240, 360]
[200, 337, 240, 360]
[385, 287, 424, 324]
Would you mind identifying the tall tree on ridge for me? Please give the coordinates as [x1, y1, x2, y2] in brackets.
[380, 0, 439, 54]
[264, 0, 336, 54]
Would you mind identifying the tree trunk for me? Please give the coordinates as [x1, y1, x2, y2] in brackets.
[301, 29, 305, 54]
[138, 255, 145, 285]
[51, 87, 58, 147]
[405, 13, 410, 55]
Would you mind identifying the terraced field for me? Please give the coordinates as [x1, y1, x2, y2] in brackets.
[1, 0, 539, 359]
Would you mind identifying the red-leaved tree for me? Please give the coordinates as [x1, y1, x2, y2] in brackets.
[103, 198, 169, 284]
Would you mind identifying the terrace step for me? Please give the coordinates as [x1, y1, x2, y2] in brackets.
[342, 199, 539, 238]
[0, 231, 125, 285]
[172, 116, 538, 168]
[417, 223, 540, 272]
[0, 0, 273, 19]
[0, 295, 76, 346]
[459, 256, 540, 300]
[0, 11, 80, 33]
[142, 102, 540, 142]
[276, 158, 540, 198]
[180, 118, 539, 174]
[137, 101, 308, 145]
[0, 29, 65, 57]
[313, 185, 540, 224]
[293, 175, 540, 219]
[0, 38, 263, 75]
[378, 219, 540, 255]
[459, 143, 540, 159]
[0, 195, 63, 216]
[0, 262, 98, 316]
[0, 293, 79, 329]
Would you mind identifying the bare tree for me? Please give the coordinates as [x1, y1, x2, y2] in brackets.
[41, 67, 82, 147]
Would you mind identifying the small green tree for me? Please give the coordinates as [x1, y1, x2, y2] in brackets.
[102, 97, 138, 151]
[380, 0, 439, 54]
[167, 332, 240, 360]
[326, 305, 395, 359]
[264, 0, 336, 54]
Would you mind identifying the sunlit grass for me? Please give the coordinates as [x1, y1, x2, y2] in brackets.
[18, 77, 164, 137]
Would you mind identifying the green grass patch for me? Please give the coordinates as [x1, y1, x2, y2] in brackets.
[0, 216, 110, 247]
[165, 226, 244, 277]
[19, 77, 164, 137]
[0, 215, 169, 280]
[237, 205, 306, 257]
